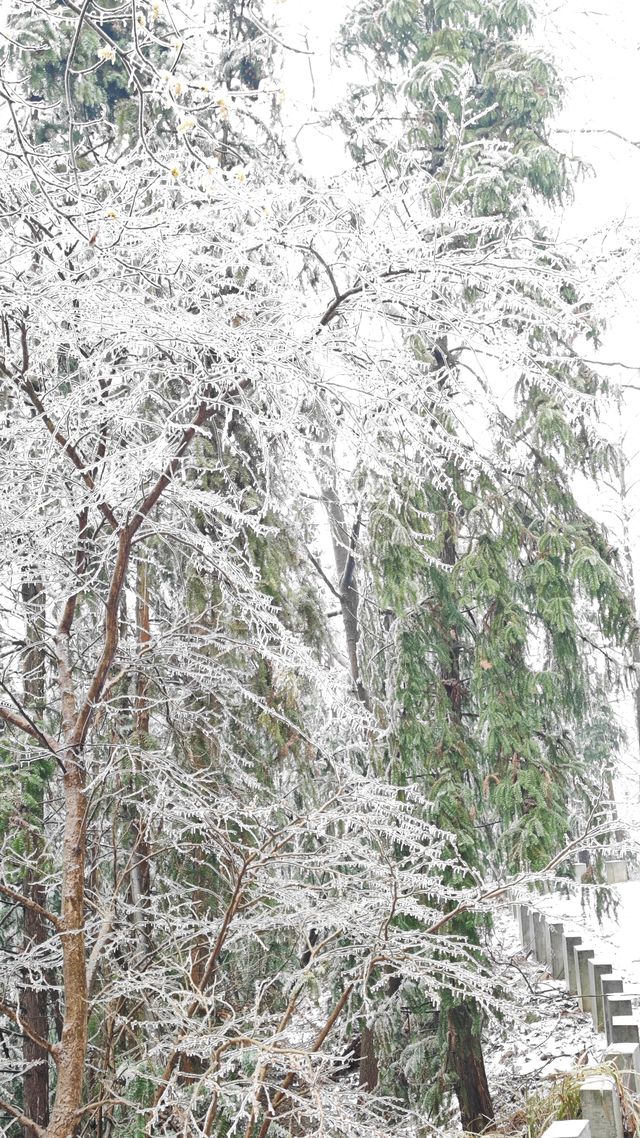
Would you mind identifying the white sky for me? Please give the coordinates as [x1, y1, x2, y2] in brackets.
[544, 3, 640, 377]
[545, 1, 640, 805]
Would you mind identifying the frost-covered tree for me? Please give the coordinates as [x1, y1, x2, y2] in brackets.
[0, 5, 511, 1138]
[0, 3, 633, 1138]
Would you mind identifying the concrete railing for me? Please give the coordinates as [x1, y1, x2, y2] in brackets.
[515, 890, 639, 1138]
[572, 862, 628, 885]
[514, 901, 638, 1047]
[539, 1075, 626, 1138]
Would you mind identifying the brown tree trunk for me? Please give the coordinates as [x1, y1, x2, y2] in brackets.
[358, 1023, 378, 1092]
[0, 384, 217, 1138]
[20, 879, 50, 1136]
[446, 1004, 494, 1134]
[321, 482, 369, 710]
[47, 761, 88, 1138]
[129, 559, 152, 959]
[45, 400, 216, 1137]
[321, 477, 379, 1090]
[20, 581, 50, 1136]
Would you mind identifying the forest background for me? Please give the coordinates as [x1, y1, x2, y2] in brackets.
[1, 3, 640, 1138]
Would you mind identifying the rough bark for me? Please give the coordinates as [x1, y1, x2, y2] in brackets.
[20, 881, 50, 1136]
[320, 477, 379, 1092]
[129, 559, 152, 958]
[357, 1024, 379, 1093]
[46, 761, 88, 1138]
[321, 482, 370, 709]
[20, 581, 50, 1136]
[446, 1003, 494, 1134]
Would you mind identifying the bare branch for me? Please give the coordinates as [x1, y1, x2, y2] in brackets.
[303, 545, 341, 598]
[553, 125, 640, 150]
[6, 359, 120, 530]
[0, 1097, 46, 1138]
[72, 387, 220, 751]
[0, 1000, 61, 1062]
[0, 692, 60, 759]
[0, 883, 62, 931]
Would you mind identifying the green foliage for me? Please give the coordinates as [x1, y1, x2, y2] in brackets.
[371, 446, 632, 870]
[341, 0, 569, 209]
[343, 0, 635, 1098]
[7, 6, 140, 143]
[0, 745, 53, 859]
[375, 982, 442, 1121]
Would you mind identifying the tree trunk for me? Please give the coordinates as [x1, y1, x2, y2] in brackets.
[358, 1023, 378, 1092]
[20, 581, 50, 1136]
[129, 559, 152, 960]
[47, 760, 88, 1138]
[321, 476, 378, 1089]
[441, 509, 495, 1131]
[321, 481, 370, 709]
[20, 878, 50, 1136]
[446, 1004, 494, 1134]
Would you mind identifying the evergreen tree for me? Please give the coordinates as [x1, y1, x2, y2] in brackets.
[327, 0, 636, 1128]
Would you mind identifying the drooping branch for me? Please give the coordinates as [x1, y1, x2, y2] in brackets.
[253, 982, 355, 1138]
[151, 856, 251, 1112]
